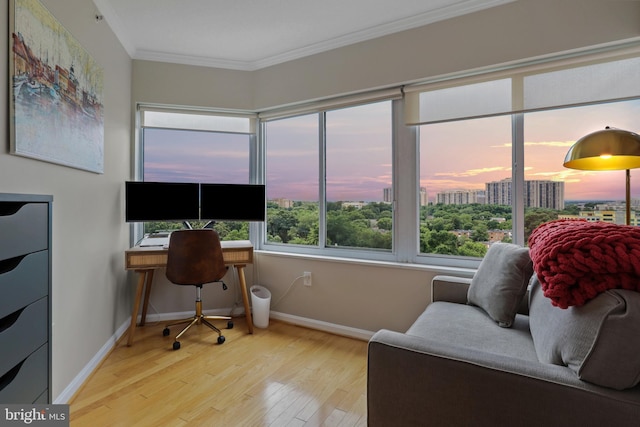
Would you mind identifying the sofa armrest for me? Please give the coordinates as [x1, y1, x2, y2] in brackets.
[431, 275, 472, 304]
[367, 329, 640, 427]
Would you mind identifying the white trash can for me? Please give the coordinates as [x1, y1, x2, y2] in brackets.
[250, 285, 271, 328]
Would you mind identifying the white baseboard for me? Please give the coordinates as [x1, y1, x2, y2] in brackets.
[269, 311, 375, 341]
[54, 320, 130, 404]
[56, 309, 373, 403]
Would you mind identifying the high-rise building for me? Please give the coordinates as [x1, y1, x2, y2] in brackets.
[383, 187, 393, 203]
[419, 187, 428, 206]
[525, 180, 565, 210]
[486, 179, 512, 206]
[436, 189, 482, 205]
[486, 178, 564, 209]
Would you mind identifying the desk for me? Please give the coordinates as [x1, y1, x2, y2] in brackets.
[125, 240, 254, 346]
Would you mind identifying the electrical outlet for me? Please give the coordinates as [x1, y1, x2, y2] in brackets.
[303, 271, 312, 286]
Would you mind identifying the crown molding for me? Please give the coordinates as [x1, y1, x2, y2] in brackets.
[96, 0, 515, 71]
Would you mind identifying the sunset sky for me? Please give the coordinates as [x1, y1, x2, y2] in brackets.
[144, 98, 640, 203]
[421, 99, 640, 202]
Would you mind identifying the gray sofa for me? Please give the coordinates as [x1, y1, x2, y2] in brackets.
[367, 243, 640, 427]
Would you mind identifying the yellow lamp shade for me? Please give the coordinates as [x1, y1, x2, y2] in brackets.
[563, 128, 640, 171]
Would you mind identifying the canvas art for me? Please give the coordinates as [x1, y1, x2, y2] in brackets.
[9, 0, 104, 173]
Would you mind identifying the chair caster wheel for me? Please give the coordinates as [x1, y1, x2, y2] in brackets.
[163, 328, 170, 336]
[217, 335, 225, 344]
[173, 341, 181, 350]
[227, 321, 234, 329]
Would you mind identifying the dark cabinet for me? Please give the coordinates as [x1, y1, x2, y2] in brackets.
[0, 194, 52, 403]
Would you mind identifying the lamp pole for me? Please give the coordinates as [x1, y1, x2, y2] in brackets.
[627, 169, 631, 225]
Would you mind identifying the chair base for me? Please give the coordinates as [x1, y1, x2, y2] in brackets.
[163, 286, 233, 349]
[163, 314, 233, 349]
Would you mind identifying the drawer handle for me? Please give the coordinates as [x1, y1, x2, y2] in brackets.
[0, 255, 26, 275]
[0, 308, 23, 333]
[0, 202, 26, 217]
[0, 360, 24, 392]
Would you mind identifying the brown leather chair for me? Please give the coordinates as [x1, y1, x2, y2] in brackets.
[162, 229, 233, 350]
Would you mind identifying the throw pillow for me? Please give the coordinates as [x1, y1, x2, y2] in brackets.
[467, 243, 533, 328]
[529, 277, 640, 390]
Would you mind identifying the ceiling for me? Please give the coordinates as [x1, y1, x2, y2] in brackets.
[93, 0, 514, 71]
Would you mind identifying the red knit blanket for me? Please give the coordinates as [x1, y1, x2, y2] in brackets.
[528, 219, 640, 308]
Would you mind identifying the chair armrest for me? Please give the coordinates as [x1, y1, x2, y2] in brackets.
[367, 330, 640, 427]
[431, 275, 472, 304]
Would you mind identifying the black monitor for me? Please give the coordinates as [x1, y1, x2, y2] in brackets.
[125, 181, 200, 222]
[200, 183, 265, 221]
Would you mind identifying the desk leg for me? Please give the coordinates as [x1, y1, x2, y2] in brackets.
[127, 271, 147, 346]
[140, 270, 154, 326]
[235, 264, 253, 334]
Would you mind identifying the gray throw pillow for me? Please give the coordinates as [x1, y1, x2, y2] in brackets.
[467, 243, 533, 328]
[529, 277, 640, 390]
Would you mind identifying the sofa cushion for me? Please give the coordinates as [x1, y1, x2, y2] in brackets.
[467, 243, 533, 327]
[529, 276, 640, 390]
[406, 301, 538, 362]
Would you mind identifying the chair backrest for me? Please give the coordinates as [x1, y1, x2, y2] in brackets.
[165, 229, 227, 286]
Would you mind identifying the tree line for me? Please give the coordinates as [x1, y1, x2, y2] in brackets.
[145, 201, 577, 257]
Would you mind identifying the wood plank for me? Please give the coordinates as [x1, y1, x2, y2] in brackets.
[70, 319, 368, 426]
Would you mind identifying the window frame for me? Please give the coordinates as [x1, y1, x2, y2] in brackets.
[132, 105, 260, 244]
[259, 99, 399, 262]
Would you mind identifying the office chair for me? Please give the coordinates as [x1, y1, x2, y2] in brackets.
[162, 229, 233, 350]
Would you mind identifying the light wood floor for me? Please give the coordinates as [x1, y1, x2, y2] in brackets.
[69, 317, 368, 427]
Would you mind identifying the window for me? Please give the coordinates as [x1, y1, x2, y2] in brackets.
[410, 51, 640, 260]
[524, 99, 640, 235]
[265, 114, 319, 245]
[326, 102, 393, 250]
[138, 108, 256, 240]
[419, 115, 512, 258]
[263, 100, 393, 252]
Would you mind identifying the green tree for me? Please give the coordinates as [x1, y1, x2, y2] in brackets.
[424, 230, 458, 255]
[524, 208, 559, 242]
[471, 224, 489, 242]
[267, 209, 298, 243]
[377, 217, 392, 230]
[458, 240, 487, 257]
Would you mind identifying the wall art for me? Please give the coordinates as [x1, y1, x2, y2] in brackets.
[9, 0, 104, 173]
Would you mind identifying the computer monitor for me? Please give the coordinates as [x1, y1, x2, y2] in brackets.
[125, 181, 200, 222]
[200, 183, 265, 221]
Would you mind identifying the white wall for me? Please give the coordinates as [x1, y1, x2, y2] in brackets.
[1, 0, 132, 400]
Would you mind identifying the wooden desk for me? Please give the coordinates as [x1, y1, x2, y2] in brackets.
[125, 240, 254, 346]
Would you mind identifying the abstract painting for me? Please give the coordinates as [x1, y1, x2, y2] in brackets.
[9, 0, 104, 173]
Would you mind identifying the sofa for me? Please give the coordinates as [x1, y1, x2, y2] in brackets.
[367, 224, 640, 427]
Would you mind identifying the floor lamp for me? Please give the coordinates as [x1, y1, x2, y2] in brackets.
[563, 127, 640, 225]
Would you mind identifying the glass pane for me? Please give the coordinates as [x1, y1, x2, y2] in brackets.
[326, 101, 392, 250]
[142, 127, 251, 239]
[524, 99, 640, 235]
[419, 115, 512, 257]
[265, 114, 319, 245]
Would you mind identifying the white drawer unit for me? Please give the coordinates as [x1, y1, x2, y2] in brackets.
[0, 193, 52, 404]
